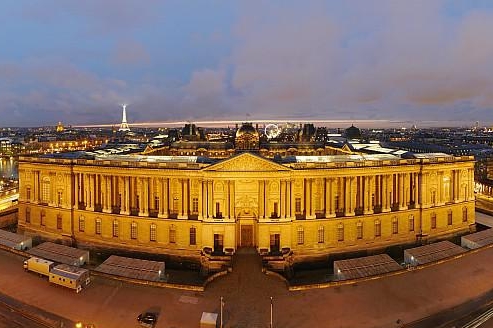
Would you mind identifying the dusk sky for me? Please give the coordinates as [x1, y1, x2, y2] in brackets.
[1, 0, 493, 127]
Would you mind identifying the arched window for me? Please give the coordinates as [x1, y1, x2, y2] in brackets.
[95, 218, 102, 235]
[190, 227, 197, 245]
[25, 207, 31, 223]
[408, 215, 414, 232]
[447, 210, 453, 226]
[297, 226, 304, 245]
[431, 213, 437, 229]
[375, 219, 381, 237]
[130, 222, 138, 240]
[113, 220, 119, 237]
[318, 226, 325, 244]
[41, 177, 50, 204]
[79, 216, 85, 232]
[169, 225, 176, 244]
[462, 207, 468, 222]
[356, 221, 363, 239]
[40, 210, 46, 226]
[150, 223, 157, 242]
[392, 217, 398, 234]
[337, 223, 344, 242]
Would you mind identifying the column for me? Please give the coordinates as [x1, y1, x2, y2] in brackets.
[258, 180, 264, 219]
[123, 176, 130, 215]
[289, 179, 296, 218]
[325, 178, 330, 217]
[226, 180, 230, 219]
[398, 173, 404, 209]
[280, 180, 286, 218]
[382, 174, 389, 212]
[162, 178, 169, 217]
[230, 180, 235, 220]
[73, 173, 79, 209]
[198, 179, 203, 220]
[178, 179, 186, 219]
[208, 180, 213, 218]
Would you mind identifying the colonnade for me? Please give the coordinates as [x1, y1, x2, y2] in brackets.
[24, 168, 475, 220]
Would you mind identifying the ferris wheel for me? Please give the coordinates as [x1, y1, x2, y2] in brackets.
[264, 124, 281, 139]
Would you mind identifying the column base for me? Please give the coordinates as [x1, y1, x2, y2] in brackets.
[138, 212, 149, 217]
[103, 209, 112, 214]
[343, 212, 355, 217]
[121, 210, 130, 215]
[158, 213, 168, 218]
[363, 210, 374, 215]
[399, 206, 408, 210]
[382, 208, 391, 213]
[178, 215, 187, 219]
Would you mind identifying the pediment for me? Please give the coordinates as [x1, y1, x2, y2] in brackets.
[203, 153, 290, 172]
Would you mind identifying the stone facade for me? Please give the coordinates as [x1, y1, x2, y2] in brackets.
[17, 152, 475, 264]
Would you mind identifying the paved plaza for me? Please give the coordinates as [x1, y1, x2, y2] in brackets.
[2, 245, 493, 327]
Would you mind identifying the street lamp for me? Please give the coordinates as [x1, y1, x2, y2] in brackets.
[220, 296, 224, 328]
[270, 296, 273, 328]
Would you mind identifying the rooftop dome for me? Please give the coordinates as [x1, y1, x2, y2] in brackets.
[236, 122, 258, 138]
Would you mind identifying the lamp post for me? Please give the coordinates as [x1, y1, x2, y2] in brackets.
[220, 296, 224, 328]
[270, 296, 273, 328]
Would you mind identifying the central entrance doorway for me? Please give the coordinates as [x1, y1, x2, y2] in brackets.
[240, 225, 253, 247]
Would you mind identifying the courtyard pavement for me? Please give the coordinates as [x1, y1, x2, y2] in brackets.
[2, 244, 493, 327]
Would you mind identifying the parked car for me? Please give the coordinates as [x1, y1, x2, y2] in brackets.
[137, 312, 158, 327]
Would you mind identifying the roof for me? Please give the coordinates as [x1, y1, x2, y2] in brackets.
[334, 254, 402, 280]
[95, 255, 165, 282]
[27, 242, 89, 266]
[404, 241, 466, 264]
[461, 229, 493, 248]
[51, 264, 89, 280]
[0, 230, 31, 248]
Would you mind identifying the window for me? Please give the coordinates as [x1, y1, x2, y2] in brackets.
[462, 207, 468, 222]
[57, 191, 62, 206]
[357, 221, 363, 239]
[40, 210, 46, 226]
[57, 215, 62, 230]
[375, 220, 381, 237]
[95, 218, 102, 235]
[215, 202, 221, 217]
[169, 225, 176, 244]
[392, 217, 398, 234]
[337, 223, 344, 242]
[335, 195, 340, 210]
[25, 207, 31, 223]
[447, 211, 453, 226]
[190, 227, 196, 245]
[79, 216, 85, 232]
[131, 222, 137, 240]
[154, 196, 159, 210]
[41, 177, 50, 203]
[295, 198, 301, 213]
[192, 198, 199, 213]
[26, 187, 31, 201]
[409, 215, 415, 232]
[273, 202, 278, 217]
[113, 220, 119, 237]
[431, 213, 437, 229]
[431, 191, 436, 205]
[150, 223, 157, 242]
[297, 226, 304, 245]
[318, 226, 325, 243]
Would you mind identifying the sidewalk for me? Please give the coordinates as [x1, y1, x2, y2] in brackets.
[2, 244, 493, 327]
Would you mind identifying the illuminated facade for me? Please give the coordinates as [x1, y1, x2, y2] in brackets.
[17, 152, 475, 264]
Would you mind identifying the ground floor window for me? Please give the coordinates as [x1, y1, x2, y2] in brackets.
[190, 227, 196, 245]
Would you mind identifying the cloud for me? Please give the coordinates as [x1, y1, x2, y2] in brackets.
[111, 39, 150, 66]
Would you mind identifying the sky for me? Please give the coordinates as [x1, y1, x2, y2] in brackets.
[1, 0, 493, 127]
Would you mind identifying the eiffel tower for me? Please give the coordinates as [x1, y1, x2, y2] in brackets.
[118, 104, 130, 132]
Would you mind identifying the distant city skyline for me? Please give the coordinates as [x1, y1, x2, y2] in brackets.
[1, 1, 493, 127]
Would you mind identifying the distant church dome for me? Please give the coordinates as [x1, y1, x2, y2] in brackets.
[345, 125, 361, 139]
[235, 122, 259, 151]
[236, 122, 259, 138]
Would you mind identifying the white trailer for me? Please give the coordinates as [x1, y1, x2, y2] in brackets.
[23, 257, 55, 277]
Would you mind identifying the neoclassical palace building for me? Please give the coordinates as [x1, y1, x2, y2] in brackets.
[17, 145, 475, 266]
